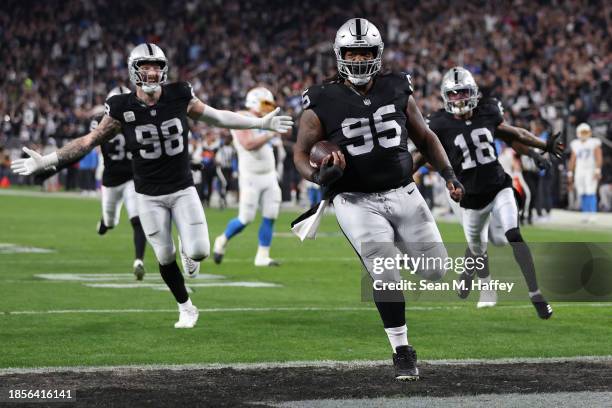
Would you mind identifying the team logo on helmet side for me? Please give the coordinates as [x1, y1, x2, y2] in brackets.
[441, 67, 479, 115]
[245, 87, 276, 115]
[333, 18, 384, 86]
[127, 44, 168, 94]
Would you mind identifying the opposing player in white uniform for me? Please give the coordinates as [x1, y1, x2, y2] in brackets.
[92, 86, 148, 281]
[213, 87, 283, 267]
[12, 43, 293, 329]
[568, 123, 602, 222]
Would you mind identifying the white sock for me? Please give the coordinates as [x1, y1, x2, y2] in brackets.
[385, 325, 408, 352]
[256, 246, 270, 259]
[217, 234, 227, 247]
[480, 275, 491, 285]
[178, 298, 193, 311]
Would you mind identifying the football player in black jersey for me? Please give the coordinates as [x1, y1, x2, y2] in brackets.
[293, 18, 464, 381]
[91, 86, 148, 281]
[420, 66, 563, 320]
[12, 43, 293, 329]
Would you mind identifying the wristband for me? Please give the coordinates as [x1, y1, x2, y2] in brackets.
[440, 166, 455, 182]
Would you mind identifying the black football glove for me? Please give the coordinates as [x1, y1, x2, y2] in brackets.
[527, 149, 552, 171]
[545, 132, 564, 160]
[440, 167, 464, 202]
[312, 163, 343, 187]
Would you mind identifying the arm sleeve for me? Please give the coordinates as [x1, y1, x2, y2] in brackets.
[200, 105, 263, 129]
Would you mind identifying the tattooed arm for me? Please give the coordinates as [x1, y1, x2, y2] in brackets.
[293, 109, 345, 186]
[11, 115, 120, 176]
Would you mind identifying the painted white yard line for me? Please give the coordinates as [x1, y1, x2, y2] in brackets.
[0, 243, 56, 254]
[35, 273, 226, 281]
[3, 307, 375, 315]
[1, 355, 610, 376]
[3, 302, 610, 316]
[1, 257, 359, 264]
[88, 282, 282, 289]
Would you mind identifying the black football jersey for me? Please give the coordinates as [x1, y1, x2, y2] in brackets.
[427, 98, 512, 209]
[105, 82, 195, 195]
[303, 72, 414, 194]
[91, 115, 133, 187]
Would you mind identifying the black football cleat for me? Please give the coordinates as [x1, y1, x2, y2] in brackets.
[393, 345, 419, 381]
[456, 271, 474, 299]
[97, 219, 108, 235]
[531, 294, 553, 319]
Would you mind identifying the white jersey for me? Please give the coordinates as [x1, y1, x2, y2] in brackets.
[231, 111, 276, 175]
[571, 138, 601, 172]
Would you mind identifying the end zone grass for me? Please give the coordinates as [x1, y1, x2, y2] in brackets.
[1, 192, 611, 368]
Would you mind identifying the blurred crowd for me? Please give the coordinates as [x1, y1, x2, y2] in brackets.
[1, 0, 611, 213]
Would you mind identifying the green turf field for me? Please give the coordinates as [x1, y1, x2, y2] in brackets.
[1, 192, 611, 368]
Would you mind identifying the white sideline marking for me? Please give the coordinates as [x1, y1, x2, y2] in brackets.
[35, 273, 226, 281]
[0, 243, 55, 254]
[3, 302, 610, 316]
[4, 307, 374, 315]
[1, 355, 610, 376]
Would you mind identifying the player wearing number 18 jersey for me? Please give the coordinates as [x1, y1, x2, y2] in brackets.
[11, 43, 293, 329]
[294, 18, 464, 381]
[426, 67, 563, 320]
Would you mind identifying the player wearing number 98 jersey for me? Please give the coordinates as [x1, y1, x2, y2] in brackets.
[11, 43, 294, 329]
[294, 18, 465, 382]
[425, 66, 563, 320]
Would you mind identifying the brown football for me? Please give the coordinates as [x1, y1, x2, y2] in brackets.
[309, 140, 341, 168]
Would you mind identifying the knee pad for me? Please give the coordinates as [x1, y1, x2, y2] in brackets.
[156, 245, 176, 265]
[505, 227, 523, 243]
[187, 240, 210, 262]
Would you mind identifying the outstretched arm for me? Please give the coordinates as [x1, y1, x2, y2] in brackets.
[11, 115, 120, 175]
[495, 123, 546, 150]
[405, 96, 464, 201]
[187, 97, 293, 133]
[496, 124, 564, 160]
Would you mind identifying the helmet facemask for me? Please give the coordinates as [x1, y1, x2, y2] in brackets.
[132, 60, 168, 94]
[442, 87, 479, 115]
[335, 46, 383, 86]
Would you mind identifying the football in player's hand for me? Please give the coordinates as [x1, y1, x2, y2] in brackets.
[309, 141, 341, 168]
